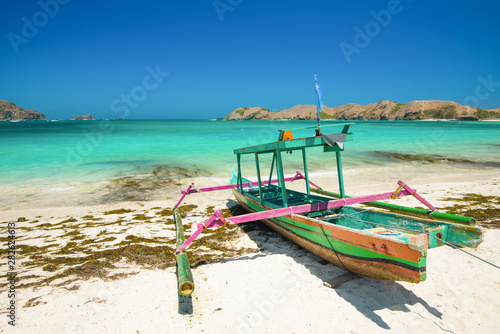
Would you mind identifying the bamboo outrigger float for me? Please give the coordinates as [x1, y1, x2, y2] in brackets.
[173, 208, 195, 296]
[172, 77, 484, 294]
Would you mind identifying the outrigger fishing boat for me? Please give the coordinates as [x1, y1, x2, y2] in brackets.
[172, 78, 484, 296]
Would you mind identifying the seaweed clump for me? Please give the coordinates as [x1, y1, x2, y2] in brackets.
[103, 209, 133, 215]
[441, 193, 500, 229]
[157, 204, 198, 217]
[5, 202, 259, 292]
[20, 242, 177, 289]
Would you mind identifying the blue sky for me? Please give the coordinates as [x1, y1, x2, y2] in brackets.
[1, 0, 499, 119]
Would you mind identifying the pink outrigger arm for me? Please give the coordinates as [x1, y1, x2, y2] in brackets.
[174, 171, 307, 209]
[397, 180, 437, 211]
[175, 181, 435, 254]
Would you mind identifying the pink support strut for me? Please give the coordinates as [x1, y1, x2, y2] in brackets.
[397, 180, 437, 211]
[174, 183, 194, 209]
[175, 184, 416, 253]
[178, 171, 306, 198]
[174, 171, 307, 217]
[294, 171, 321, 189]
[176, 210, 222, 251]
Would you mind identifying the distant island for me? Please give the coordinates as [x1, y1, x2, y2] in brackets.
[69, 114, 95, 120]
[224, 100, 500, 121]
[0, 99, 99, 121]
[2, 98, 500, 121]
[0, 99, 46, 121]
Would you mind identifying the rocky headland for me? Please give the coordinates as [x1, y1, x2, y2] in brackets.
[224, 100, 500, 121]
[0, 99, 46, 121]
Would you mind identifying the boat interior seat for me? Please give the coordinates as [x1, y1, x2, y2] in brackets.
[364, 227, 403, 237]
[364, 227, 389, 233]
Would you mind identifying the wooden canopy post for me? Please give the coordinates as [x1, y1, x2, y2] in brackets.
[336, 151, 345, 198]
[301, 148, 311, 196]
[275, 149, 288, 207]
[237, 153, 242, 191]
[268, 152, 276, 186]
[255, 153, 263, 204]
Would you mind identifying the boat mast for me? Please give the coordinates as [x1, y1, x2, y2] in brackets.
[314, 74, 323, 136]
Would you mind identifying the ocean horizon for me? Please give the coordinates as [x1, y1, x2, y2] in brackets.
[1, 119, 499, 210]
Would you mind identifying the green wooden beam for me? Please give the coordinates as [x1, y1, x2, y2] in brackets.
[237, 153, 242, 191]
[302, 148, 310, 196]
[255, 153, 263, 204]
[233, 134, 352, 155]
[311, 188, 477, 226]
[268, 152, 276, 186]
[278, 123, 355, 133]
[275, 149, 288, 207]
[336, 151, 345, 198]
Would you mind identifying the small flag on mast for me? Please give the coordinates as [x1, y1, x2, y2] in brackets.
[314, 74, 323, 135]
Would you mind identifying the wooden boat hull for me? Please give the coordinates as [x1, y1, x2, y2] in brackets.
[233, 188, 427, 283]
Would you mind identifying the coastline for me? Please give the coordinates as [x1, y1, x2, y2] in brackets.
[2, 155, 499, 211]
[1, 171, 499, 333]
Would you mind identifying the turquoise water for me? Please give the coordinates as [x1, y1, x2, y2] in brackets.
[1, 120, 499, 209]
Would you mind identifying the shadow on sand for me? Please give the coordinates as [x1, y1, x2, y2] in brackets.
[233, 213, 444, 331]
[176, 199, 444, 329]
[333, 278, 444, 330]
[175, 260, 193, 314]
[177, 294, 193, 315]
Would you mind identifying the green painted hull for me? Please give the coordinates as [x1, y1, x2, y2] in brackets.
[232, 187, 483, 283]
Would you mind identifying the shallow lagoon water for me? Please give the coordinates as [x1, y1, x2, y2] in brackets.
[1, 119, 499, 209]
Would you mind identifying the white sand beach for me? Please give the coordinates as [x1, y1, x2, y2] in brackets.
[1, 171, 500, 333]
